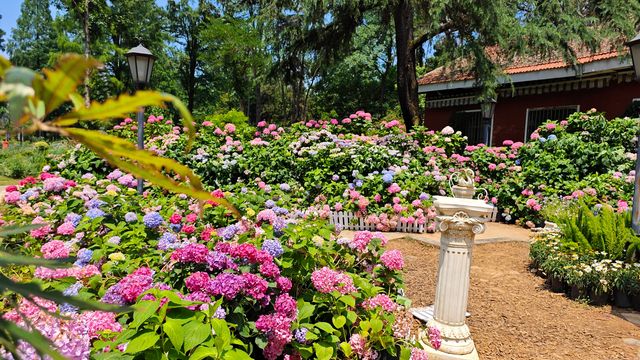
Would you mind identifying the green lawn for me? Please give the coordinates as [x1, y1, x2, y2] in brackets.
[0, 176, 18, 186]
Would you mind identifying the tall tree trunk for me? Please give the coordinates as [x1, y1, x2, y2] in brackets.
[187, 37, 198, 112]
[379, 38, 393, 103]
[393, 0, 420, 131]
[83, 0, 90, 107]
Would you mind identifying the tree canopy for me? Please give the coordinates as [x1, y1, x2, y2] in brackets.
[2, 0, 639, 127]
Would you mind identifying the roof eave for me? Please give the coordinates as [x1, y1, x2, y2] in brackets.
[418, 56, 632, 94]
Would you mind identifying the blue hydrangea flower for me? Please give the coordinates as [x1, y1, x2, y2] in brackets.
[262, 239, 284, 258]
[170, 223, 182, 232]
[158, 232, 178, 251]
[65, 213, 83, 226]
[60, 282, 84, 313]
[515, 159, 521, 165]
[74, 248, 93, 266]
[539, 137, 547, 143]
[86, 199, 106, 209]
[279, 183, 291, 192]
[213, 306, 226, 319]
[86, 208, 106, 219]
[548, 134, 557, 141]
[331, 175, 339, 181]
[124, 212, 137, 223]
[143, 212, 163, 229]
[241, 187, 248, 193]
[63, 282, 83, 296]
[355, 179, 363, 187]
[294, 328, 308, 343]
[419, 192, 429, 200]
[382, 173, 394, 183]
[265, 200, 276, 208]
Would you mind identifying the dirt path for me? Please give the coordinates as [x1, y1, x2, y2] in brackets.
[389, 239, 640, 360]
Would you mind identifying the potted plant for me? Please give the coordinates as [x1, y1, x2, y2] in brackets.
[565, 265, 588, 300]
[541, 255, 568, 293]
[588, 274, 611, 306]
[612, 265, 633, 308]
[626, 267, 640, 310]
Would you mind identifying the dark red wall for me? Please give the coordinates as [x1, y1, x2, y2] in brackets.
[424, 80, 640, 145]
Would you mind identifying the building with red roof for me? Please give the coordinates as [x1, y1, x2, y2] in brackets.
[418, 47, 640, 145]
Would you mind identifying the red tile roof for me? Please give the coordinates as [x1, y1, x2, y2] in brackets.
[418, 47, 625, 86]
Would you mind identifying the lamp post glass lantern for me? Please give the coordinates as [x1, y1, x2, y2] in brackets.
[627, 32, 640, 234]
[480, 99, 496, 145]
[125, 44, 155, 194]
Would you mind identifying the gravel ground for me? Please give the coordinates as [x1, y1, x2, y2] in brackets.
[388, 239, 640, 360]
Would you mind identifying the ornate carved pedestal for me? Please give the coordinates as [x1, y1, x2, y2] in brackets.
[429, 212, 485, 354]
[419, 208, 492, 359]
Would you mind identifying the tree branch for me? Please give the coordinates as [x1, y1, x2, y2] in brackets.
[411, 22, 455, 51]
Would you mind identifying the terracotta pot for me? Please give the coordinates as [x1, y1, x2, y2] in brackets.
[630, 294, 640, 311]
[614, 290, 632, 308]
[589, 289, 609, 306]
[550, 276, 565, 293]
[569, 285, 586, 300]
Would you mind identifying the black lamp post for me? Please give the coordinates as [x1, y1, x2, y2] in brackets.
[125, 44, 155, 194]
[480, 98, 496, 145]
[627, 33, 640, 234]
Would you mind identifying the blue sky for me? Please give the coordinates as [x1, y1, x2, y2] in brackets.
[1, 0, 169, 55]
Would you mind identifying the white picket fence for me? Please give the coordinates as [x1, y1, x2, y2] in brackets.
[329, 207, 498, 234]
[329, 211, 426, 233]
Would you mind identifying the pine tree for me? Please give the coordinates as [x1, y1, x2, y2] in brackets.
[7, 0, 58, 69]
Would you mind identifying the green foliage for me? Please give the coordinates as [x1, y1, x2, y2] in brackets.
[553, 203, 640, 262]
[0, 142, 69, 179]
[6, 0, 58, 70]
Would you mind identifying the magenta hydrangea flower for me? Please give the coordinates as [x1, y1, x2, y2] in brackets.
[274, 294, 297, 319]
[41, 240, 69, 259]
[427, 325, 442, 350]
[259, 262, 281, 278]
[208, 273, 245, 300]
[56, 221, 76, 235]
[4, 191, 20, 204]
[242, 273, 269, 301]
[276, 276, 292, 292]
[410, 348, 430, 360]
[30, 216, 51, 239]
[171, 243, 209, 263]
[255, 313, 294, 360]
[311, 267, 356, 294]
[361, 294, 398, 312]
[185, 271, 211, 292]
[380, 250, 404, 270]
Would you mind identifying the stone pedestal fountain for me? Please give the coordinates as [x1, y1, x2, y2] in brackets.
[418, 169, 495, 360]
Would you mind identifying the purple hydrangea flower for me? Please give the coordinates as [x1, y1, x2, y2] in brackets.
[206, 251, 235, 271]
[273, 206, 289, 215]
[107, 236, 121, 245]
[419, 193, 429, 200]
[170, 223, 182, 232]
[332, 175, 339, 181]
[124, 212, 137, 223]
[265, 199, 276, 209]
[219, 224, 239, 241]
[294, 328, 308, 343]
[355, 179, 363, 187]
[86, 208, 105, 219]
[382, 173, 394, 183]
[143, 212, 163, 229]
[213, 306, 226, 319]
[262, 239, 284, 258]
[273, 217, 287, 233]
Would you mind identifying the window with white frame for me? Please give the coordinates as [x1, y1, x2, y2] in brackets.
[525, 105, 579, 140]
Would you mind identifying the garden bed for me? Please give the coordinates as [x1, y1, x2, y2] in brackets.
[390, 238, 640, 360]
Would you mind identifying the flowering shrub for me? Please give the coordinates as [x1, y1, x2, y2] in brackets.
[0, 169, 430, 359]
